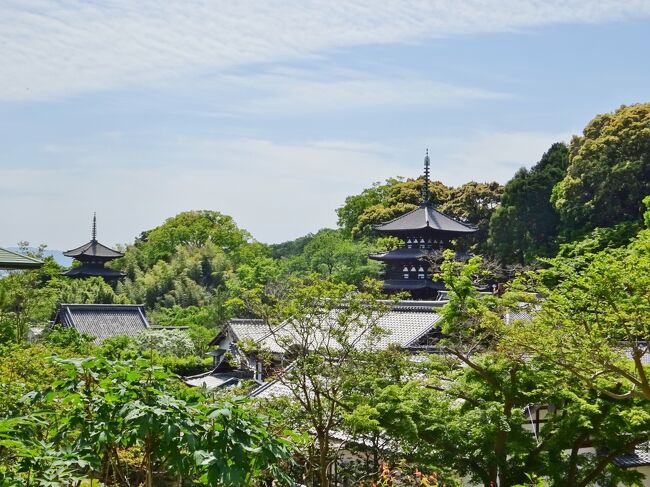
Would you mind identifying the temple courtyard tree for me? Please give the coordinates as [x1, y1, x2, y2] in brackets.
[508, 209, 650, 402]
[361, 252, 650, 487]
[248, 277, 390, 487]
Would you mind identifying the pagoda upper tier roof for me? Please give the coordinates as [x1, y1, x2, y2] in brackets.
[64, 240, 124, 259]
[374, 203, 477, 234]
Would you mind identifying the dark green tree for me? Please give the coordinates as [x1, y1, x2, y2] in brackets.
[488, 143, 569, 263]
[337, 178, 452, 239]
[440, 181, 503, 253]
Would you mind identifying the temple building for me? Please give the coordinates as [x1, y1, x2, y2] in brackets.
[0, 247, 43, 270]
[369, 151, 477, 299]
[62, 214, 125, 281]
[53, 303, 149, 344]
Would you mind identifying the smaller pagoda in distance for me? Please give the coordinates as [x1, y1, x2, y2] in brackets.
[369, 151, 477, 299]
[63, 213, 125, 281]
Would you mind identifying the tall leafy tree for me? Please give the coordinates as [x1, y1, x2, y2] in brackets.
[440, 181, 503, 253]
[337, 178, 452, 239]
[124, 210, 251, 268]
[552, 103, 650, 239]
[284, 229, 381, 286]
[336, 178, 405, 238]
[248, 277, 389, 487]
[488, 143, 569, 263]
[509, 205, 650, 402]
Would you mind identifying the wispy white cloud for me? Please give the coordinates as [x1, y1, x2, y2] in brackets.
[0, 137, 400, 248]
[438, 130, 574, 185]
[218, 69, 511, 115]
[0, 131, 573, 248]
[1, 0, 649, 101]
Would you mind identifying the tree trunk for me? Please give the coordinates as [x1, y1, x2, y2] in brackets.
[494, 396, 515, 487]
[317, 429, 330, 487]
[145, 434, 153, 487]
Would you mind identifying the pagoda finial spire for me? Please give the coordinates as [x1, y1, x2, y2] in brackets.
[92, 212, 97, 242]
[422, 149, 431, 204]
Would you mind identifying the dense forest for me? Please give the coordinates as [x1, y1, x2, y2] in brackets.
[1, 103, 650, 486]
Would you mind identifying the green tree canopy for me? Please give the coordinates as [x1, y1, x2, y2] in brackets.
[440, 181, 503, 253]
[284, 229, 381, 286]
[488, 143, 569, 264]
[336, 177, 501, 245]
[552, 103, 650, 239]
[131, 210, 251, 267]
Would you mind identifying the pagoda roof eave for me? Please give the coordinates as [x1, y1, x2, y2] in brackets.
[374, 227, 476, 236]
[64, 240, 124, 259]
[382, 279, 447, 291]
[62, 267, 126, 279]
[369, 248, 429, 261]
[373, 203, 477, 234]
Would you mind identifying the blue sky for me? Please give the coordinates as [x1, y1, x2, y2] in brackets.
[1, 1, 650, 249]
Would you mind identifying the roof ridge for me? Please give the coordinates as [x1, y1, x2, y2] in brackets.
[404, 314, 442, 346]
[371, 204, 420, 228]
[425, 205, 478, 230]
[0, 247, 42, 262]
[64, 239, 124, 258]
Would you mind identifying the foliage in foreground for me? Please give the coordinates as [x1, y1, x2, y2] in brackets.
[0, 357, 294, 486]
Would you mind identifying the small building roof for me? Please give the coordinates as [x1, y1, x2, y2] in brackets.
[249, 375, 293, 400]
[53, 303, 149, 343]
[209, 319, 268, 346]
[0, 247, 43, 270]
[184, 372, 241, 389]
[373, 203, 477, 235]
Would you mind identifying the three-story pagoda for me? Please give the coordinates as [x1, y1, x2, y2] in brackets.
[369, 151, 477, 299]
[62, 214, 126, 281]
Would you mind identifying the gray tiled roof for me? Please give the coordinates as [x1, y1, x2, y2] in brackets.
[184, 372, 241, 390]
[209, 319, 269, 346]
[250, 377, 293, 399]
[613, 448, 650, 468]
[374, 204, 476, 234]
[249, 363, 296, 399]
[229, 319, 270, 343]
[503, 311, 533, 325]
[622, 345, 650, 365]
[54, 304, 149, 343]
[0, 247, 43, 270]
[230, 305, 442, 355]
